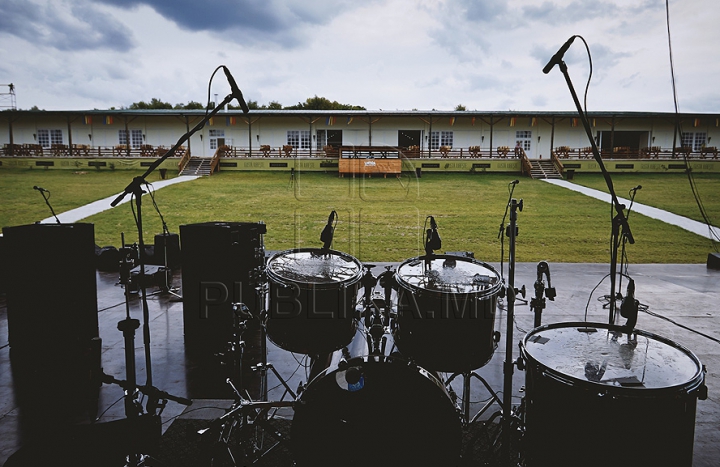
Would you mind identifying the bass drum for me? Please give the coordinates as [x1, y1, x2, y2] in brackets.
[265, 248, 362, 355]
[394, 255, 502, 373]
[291, 338, 463, 467]
[520, 322, 707, 467]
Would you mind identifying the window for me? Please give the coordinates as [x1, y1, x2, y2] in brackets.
[37, 129, 63, 148]
[287, 130, 310, 149]
[681, 132, 706, 151]
[515, 130, 532, 151]
[430, 131, 453, 150]
[316, 130, 343, 149]
[209, 129, 225, 150]
[118, 129, 143, 149]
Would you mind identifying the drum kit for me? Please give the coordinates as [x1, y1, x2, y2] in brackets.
[198, 200, 708, 467]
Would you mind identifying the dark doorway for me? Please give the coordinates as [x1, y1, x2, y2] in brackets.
[398, 130, 422, 148]
[317, 130, 343, 149]
[598, 131, 649, 151]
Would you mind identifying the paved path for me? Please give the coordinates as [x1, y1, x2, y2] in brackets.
[40, 175, 200, 224]
[542, 179, 720, 241]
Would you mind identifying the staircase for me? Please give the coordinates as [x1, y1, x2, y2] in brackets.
[180, 157, 213, 176]
[529, 159, 563, 179]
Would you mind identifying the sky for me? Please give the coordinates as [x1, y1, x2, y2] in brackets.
[0, 0, 718, 113]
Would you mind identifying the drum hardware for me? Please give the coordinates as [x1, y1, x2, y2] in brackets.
[199, 397, 295, 466]
[445, 349, 503, 424]
[529, 261, 556, 328]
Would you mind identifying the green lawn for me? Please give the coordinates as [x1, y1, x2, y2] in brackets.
[570, 173, 720, 225]
[0, 169, 714, 263]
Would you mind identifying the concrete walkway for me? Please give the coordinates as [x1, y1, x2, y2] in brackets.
[40, 175, 200, 224]
[543, 179, 720, 241]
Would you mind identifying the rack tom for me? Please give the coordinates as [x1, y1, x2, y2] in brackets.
[265, 248, 362, 355]
[394, 255, 502, 373]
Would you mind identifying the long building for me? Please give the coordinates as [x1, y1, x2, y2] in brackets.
[2, 109, 719, 176]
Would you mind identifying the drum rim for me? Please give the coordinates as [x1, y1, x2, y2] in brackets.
[266, 247, 364, 287]
[395, 254, 502, 297]
[520, 321, 705, 395]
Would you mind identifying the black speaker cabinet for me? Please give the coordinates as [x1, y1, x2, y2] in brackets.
[152, 232, 181, 268]
[180, 222, 266, 345]
[3, 223, 99, 354]
[3, 223, 101, 409]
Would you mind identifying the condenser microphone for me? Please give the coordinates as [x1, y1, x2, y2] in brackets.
[222, 66, 250, 114]
[33, 185, 48, 192]
[542, 35, 577, 74]
[511, 179, 519, 185]
[631, 185, 642, 191]
[320, 210, 336, 250]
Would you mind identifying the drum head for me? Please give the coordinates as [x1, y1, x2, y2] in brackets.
[395, 255, 501, 297]
[292, 356, 462, 467]
[522, 322, 704, 391]
[266, 248, 363, 287]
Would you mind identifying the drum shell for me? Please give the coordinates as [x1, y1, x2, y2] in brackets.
[520, 322, 705, 467]
[291, 343, 462, 467]
[394, 256, 501, 373]
[265, 248, 361, 355]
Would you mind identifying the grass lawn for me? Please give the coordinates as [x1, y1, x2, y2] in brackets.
[0, 168, 714, 263]
[570, 173, 720, 225]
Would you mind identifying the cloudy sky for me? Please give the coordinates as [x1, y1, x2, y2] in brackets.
[1, 0, 718, 113]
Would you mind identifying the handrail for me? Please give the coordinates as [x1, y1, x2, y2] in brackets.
[178, 150, 191, 174]
[518, 147, 532, 176]
[551, 151, 564, 175]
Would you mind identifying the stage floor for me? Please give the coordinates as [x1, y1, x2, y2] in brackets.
[0, 262, 719, 465]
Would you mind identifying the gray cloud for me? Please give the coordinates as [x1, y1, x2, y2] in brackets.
[522, 0, 612, 24]
[0, 0, 135, 51]
[95, 0, 363, 47]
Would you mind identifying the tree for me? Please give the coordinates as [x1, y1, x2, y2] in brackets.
[284, 95, 365, 110]
[129, 98, 173, 109]
[455, 104, 467, 111]
[174, 101, 204, 110]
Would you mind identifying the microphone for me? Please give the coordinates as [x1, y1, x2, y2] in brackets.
[620, 278, 639, 331]
[542, 35, 577, 74]
[425, 216, 442, 255]
[511, 179, 519, 185]
[320, 210, 336, 250]
[33, 186, 48, 192]
[222, 66, 250, 114]
[631, 185, 642, 191]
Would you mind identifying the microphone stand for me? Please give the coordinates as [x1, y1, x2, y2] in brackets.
[553, 60, 634, 325]
[36, 188, 61, 224]
[501, 197, 522, 465]
[110, 93, 241, 389]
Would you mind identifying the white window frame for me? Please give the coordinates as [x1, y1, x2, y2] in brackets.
[287, 130, 310, 149]
[118, 129, 143, 149]
[430, 131, 453, 150]
[209, 129, 226, 151]
[37, 129, 63, 148]
[681, 132, 706, 151]
[515, 130, 532, 152]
